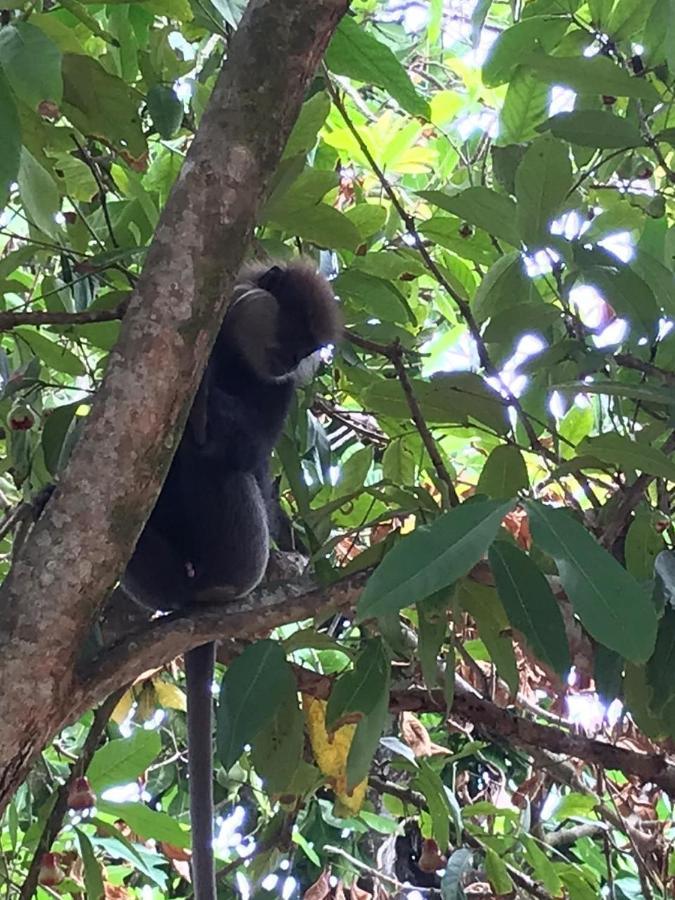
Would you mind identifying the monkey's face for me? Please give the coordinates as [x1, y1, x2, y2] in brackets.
[226, 260, 342, 382]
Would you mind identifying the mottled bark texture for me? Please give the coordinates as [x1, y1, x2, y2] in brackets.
[0, 0, 350, 812]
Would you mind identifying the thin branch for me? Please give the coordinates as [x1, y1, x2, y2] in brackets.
[391, 342, 460, 506]
[0, 303, 128, 333]
[614, 353, 675, 386]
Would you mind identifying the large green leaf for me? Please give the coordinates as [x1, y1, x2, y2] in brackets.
[515, 136, 572, 248]
[523, 52, 659, 103]
[525, 501, 657, 662]
[267, 203, 361, 251]
[0, 71, 20, 203]
[325, 16, 429, 118]
[334, 269, 410, 322]
[472, 252, 531, 322]
[217, 639, 292, 769]
[326, 637, 390, 728]
[0, 22, 62, 109]
[75, 829, 105, 900]
[417, 187, 520, 247]
[14, 327, 86, 377]
[459, 581, 519, 692]
[553, 379, 675, 408]
[477, 445, 529, 499]
[362, 372, 510, 435]
[579, 433, 675, 480]
[489, 540, 571, 676]
[86, 729, 161, 793]
[543, 110, 644, 149]
[356, 499, 514, 621]
[97, 801, 190, 848]
[62, 53, 146, 160]
[482, 17, 567, 87]
[17, 149, 61, 238]
[498, 66, 549, 145]
[250, 664, 304, 794]
[646, 607, 675, 713]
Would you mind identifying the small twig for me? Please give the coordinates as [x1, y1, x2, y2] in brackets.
[19, 689, 126, 900]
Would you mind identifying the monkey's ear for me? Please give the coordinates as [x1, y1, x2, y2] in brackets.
[258, 265, 285, 293]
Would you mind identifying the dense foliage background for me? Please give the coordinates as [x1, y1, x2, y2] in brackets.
[0, 0, 674, 897]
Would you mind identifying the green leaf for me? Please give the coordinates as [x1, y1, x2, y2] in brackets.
[0, 22, 62, 109]
[624, 516, 664, 580]
[482, 17, 567, 87]
[250, 666, 304, 794]
[459, 581, 518, 693]
[363, 372, 510, 435]
[515, 136, 572, 248]
[217, 639, 291, 769]
[579, 433, 675, 480]
[553, 379, 675, 408]
[417, 187, 520, 247]
[334, 269, 410, 323]
[75, 829, 104, 900]
[42, 402, 80, 477]
[525, 501, 657, 662]
[86, 729, 161, 793]
[326, 638, 390, 728]
[284, 91, 331, 158]
[17, 149, 60, 239]
[498, 66, 549, 145]
[62, 53, 147, 159]
[485, 847, 514, 896]
[523, 52, 659, 103]
[267, 202, 361, 251]
[325, 16, 429, 118]
[347, 669, 390, 787]
[441, 849, 474, 900]
[646, 607, 675, 713]
[146, 84, 183, 139]
[334, 446, 373, 498]
[489, 541, 571, 676]
[382, 435, 417, 485]
[97, 800, 189, 847]
[357, 499, 514, 621]
[542, 110, 644, 148]
[477, 446, 529, 500]
[14, 327, 86, 377]
[473, 252, 530, 322]
[344, 203, 387, 240]
[522, 836, 563, 896]
[483, 301, 560, 344]
[415, 760, 456, 850]
[0, 71, 20, 203]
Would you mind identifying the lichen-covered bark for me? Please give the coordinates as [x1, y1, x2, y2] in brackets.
[0, 0, 349, 812]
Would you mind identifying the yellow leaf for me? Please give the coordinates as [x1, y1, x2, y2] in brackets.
[154, 679, 187, 712]
[302, 695, 367, 816]
[111, 690, 134, 726]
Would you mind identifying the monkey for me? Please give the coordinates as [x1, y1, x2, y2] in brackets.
[121, 258, 341, 900]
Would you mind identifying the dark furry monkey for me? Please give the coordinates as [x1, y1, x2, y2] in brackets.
[122, 259, 341, 899]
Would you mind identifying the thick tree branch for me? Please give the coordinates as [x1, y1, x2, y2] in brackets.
[0, 0, 349, 812]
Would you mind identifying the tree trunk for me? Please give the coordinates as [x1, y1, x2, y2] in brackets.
[0, 0, 349, 814]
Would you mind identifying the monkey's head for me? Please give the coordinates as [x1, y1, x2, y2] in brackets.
[225, 259, 342, 382]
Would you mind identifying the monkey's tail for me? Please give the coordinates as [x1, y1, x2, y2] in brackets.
[186, 642, 217, 900]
